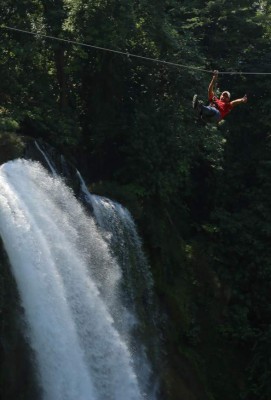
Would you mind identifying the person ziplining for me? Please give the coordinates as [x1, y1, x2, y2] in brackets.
[192, 70, 248, 124]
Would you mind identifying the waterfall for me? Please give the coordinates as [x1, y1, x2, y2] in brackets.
[0, 159, 155, 400]
[76, 171, 154, 304]
[75, 174, 156, 395]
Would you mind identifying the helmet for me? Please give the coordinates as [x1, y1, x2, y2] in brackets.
[222, 91, 231, 99]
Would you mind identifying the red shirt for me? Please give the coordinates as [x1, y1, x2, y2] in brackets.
[209, 96, 233, 119]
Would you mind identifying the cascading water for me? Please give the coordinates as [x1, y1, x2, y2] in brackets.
[0, 159, 156, 400]
[75, 177, 157, 395]
[77, 171, 154, 306]
[88, 195, 158, 398]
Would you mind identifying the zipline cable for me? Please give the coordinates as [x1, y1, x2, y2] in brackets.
[1, 25, 212, 73]
[1, 25, 271, 76]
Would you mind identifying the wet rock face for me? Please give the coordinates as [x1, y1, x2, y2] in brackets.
[23, 139, 95, 215]
[0, 134, 42, 399]
[0, 131, 37, 400]
[0, 239, 41, 400]
[0, 132, 86, 203]
[0, 131, 77, 185]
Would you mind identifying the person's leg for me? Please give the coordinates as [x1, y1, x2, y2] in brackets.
[199, 106, 221, 122]
[192, 95, 221, 123]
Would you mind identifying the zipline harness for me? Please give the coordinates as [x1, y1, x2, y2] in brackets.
[1, 25, 271, 76]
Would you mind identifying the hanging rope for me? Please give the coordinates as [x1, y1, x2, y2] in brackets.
[1, 25, 271, 76]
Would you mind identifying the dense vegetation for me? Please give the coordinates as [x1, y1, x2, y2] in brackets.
[0, 1, 271, 399]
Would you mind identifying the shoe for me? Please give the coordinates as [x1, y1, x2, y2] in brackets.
[192, 94, 198, 109]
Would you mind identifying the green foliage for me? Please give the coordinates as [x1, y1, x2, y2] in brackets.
[0, 116, 19, 132]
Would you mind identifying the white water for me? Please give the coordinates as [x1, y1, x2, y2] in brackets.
[76, 172, 154, 304]
[0, 159, 148, 400]
[90, 194, 154, 298]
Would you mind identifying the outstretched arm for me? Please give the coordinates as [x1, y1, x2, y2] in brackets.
[208, 70, 218, 100]
[230, 94, 248, 108]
